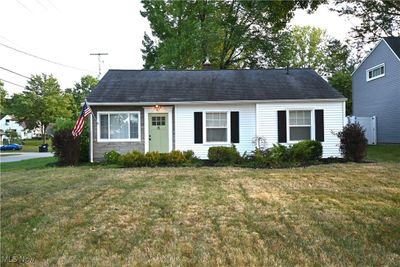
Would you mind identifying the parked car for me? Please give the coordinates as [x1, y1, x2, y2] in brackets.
[0, 143, 23, 151]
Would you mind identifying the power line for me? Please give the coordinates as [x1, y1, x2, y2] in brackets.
[0, 66, 30, 79]
[0, 78, 25, 88]
[0, 42, 95, 73]
[15, 0, 32, 12]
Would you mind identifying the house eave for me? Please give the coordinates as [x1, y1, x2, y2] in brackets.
[87, 98, 347, 106]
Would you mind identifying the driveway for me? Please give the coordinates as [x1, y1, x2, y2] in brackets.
[0, 152, 54, 163]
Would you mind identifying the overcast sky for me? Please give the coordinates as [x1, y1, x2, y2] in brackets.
[1, 0, 356, 95]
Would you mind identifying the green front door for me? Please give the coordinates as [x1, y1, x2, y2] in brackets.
[149, 113, 169, 153]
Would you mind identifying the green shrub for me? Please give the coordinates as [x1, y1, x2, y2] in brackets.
[118, 150, 197, 167]
[145, 151, 161, 166]
[251, 148, 271, 168]
[292, 140, 322, 164]
[268, 144, 293, 167]
[104, 150, 121, 164]
[119, 151, 147, 167]
[164, 150, 187, 166]
[183, 150, 195, 161]
[337, 123, 368, 162]
[208, 145, 241, 165]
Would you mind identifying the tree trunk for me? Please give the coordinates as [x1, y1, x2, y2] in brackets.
[42, 125, 47, 144]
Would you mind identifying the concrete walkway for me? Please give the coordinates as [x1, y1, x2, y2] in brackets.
[0, 152, 54, 163]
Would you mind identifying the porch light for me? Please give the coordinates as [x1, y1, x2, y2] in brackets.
[155, 105, 161, 111]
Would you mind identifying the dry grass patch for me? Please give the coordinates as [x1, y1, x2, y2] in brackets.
[1, 163, 399, 266]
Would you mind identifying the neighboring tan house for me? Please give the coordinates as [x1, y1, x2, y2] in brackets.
[0, 115, 36, 144]
[352, 37, 400, 143]
[86, 68, 346, 162]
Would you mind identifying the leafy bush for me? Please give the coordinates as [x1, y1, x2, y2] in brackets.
[104, 150, 121, 164]
[163, 150, 188, 166]
[52, 118, 89, 162]
[292, 140, 322, 164]
[268, 144, 293, 167]
[337, 123, 368, 162]
[208, 145, 241, 165]
[251, 148, 271, 168]
[117, 150, 197, 167]
[52, 129, 80, 165]
[119, 151, 147, 167]
[183, 150, 195, 161]
[145, 151, 161, 166]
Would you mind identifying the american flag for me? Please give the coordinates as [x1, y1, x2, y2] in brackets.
[72, 101, 92, 138]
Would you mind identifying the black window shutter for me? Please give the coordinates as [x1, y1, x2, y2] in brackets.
[194, 112, 203, 144]
[230, 111, 239, 143]
[315, 109, 324, 142]
[277, 111, 287, 143]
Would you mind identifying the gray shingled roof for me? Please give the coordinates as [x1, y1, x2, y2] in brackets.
[384, 37, 400, 59]
[87, 68, 344, 103]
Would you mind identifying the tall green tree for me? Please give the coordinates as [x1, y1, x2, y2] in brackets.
[0, 80, 8, 117]
[141, 0, 323, 69]
[10, 74, 70, 143]
[328, 70, 353, 115]
[65, 75, 98, 115]
[271, 26, 352, 77]
[333, 0, 400, 49]
[272, 26, 327, 74]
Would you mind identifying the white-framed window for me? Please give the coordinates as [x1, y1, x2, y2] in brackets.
[366, 63, 385, 81]
[288, 110, 312, 141]
[205, 112, 228, 143]
[98, 111, 140, 141]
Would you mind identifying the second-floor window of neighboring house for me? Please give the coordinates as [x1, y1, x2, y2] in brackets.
[5, 119, 10, 126]
[367, 63, 385, 81]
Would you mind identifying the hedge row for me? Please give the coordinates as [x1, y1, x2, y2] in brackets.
[104, 140, 322, 168]
[104, 150, 199, 167]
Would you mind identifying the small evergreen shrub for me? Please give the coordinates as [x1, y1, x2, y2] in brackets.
[337, 123, 368, 162]
[119, 151, 147, 167]
[292, 140, 323, 164]
[117, 150, 197, 167]
[52, 129, 80, 166]
[145, 151, 161, 166]
[183, 150, 195, 161]
[268, 144, 293, 167]
[164, 150, 187, 166]
[251, 148, 271, 168]
[104, 150, 121, 164]
[208, 145, 241, 165]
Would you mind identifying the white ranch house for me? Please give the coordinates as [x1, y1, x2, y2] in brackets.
[87, 69, 346, 162]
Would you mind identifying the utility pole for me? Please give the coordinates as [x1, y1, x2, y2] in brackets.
[90, 53, 108, 78]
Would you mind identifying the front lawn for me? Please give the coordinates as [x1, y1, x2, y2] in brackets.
[1, 163, 399, 266]
[367, 144, 400, 162]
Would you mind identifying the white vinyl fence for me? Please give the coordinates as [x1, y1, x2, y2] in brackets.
[346, 116, 377, 145]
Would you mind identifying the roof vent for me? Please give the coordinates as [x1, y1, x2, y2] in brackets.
[286, 65, 289, 75]
[203, 57, 212, 70]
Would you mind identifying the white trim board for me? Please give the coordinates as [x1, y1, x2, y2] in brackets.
[88, 98, 346, 106]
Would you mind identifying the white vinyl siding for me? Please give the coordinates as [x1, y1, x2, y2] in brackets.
[366, 63, 385, 81]
[175, 104, 256, 159]
[97, 111, 140, 142]
[257, 101, 345, 158]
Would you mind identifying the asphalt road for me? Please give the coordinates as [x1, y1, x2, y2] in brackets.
[0, 152, 54, 163]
